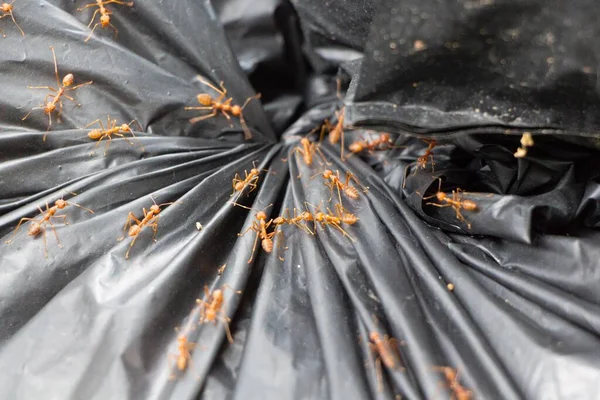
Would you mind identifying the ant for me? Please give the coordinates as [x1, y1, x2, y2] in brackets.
[4, 192, 94, 258]
[231, 161, 265, 201]
[84, 115, 144, 155]
[168, 330, 197, 379]
[273, 208, 314, 235]
[368, 331, 405, 392]
[22, 46, 93, 141]
[306, 202, 358, 241]
[117, 196, 180, 259]
[78, 0, 134, 42]
[196, 284, 241, 344]
[290, 136, 330, 175]
[313, 169, 367, 204]
[403, 139, 436, 188]
[320, 78, 346, 159]
[348, 132, 399, 156]
[433, 366, 473, 400]
[0, 0, 24, 37]
[234, 203, 284, 263]
[420, 178, 477, 229]
[514, 132, 534, 158]
[185, 76, 261, 140]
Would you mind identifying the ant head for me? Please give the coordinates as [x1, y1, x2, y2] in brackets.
[1, 3, 11, 12]
[250, 168, 259, 176]
[44, 103, 56, 113]
[230, 105, 241, 116]
[88, 129, 102, 140]
[349, 142, 363, 153]
[100, 14, 110, 27]
[315, 212, 325, 221]
[256, 211, 267, 221]
[62, 73, 74, 87]
[212, 289, 223, 300]
[55, 199, 67, 209]
[197, 93, 212, 106]
[368, 332, 378, 341]
[150, 204, 161, 214]
[121, 123, 132, 132]
[300, 137, 310, 145]
[436, 192, 446, 201]
[177, 335, 187, 344]
[323, 170, 332, 179]
[380, 133, 391, 142]
[28, 222, 41, 236]
[273, 216, 285, 225]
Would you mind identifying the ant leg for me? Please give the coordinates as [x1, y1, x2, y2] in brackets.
[195, 76, 225, 96]
[46, 220, 63, 249]
[84, 118, 102, 129]
[84, 22, 102, 42]
[21, 106, 43, 121]
[240, 93, 261, 110]
[429, 153, 435, 171]
[375, 357, 384, 393]
[77, 3, 99, 11]
[239, 114, 252, 140]
[318, 122, 329, 143]
[314, 145, 332, 166]
[41, 226, 49, 258]
[108, 22, 118, 39]
[189, 110, 217, 124]
[402, 163, 412, 189]
[4, 217, 35, 244]
[26, 86, 57, 91]
[65, 81, 93, 91]
[85, 8, 101, 28]
[150, 217, 160, 242]
[118, 212, 142, 240]
[247, 231, 260, 264]
[103, 0, 134, 5]
[65, 200, 94, 214]
[48, 46, 60, 88]
[124, 233, 141, 259]
[42, 110, 53, 142]
[425, 202, 452, 208]
[219, 315, 234, 344]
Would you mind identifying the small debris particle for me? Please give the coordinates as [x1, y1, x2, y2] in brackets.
[447, 283, 455, 291]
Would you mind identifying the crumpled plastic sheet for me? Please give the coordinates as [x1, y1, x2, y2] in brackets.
[1, 0, 600, 399]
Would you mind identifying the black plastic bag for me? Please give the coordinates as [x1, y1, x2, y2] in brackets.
[1, 0, 600, 399]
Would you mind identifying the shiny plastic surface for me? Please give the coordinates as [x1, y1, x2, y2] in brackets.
[1, 0, 600, 400]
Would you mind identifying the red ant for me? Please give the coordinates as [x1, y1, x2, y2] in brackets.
[368, 332, 405, 392]
[420, 178, 477, 229]
[347, 132, 402, 159]
[185, 76, 261, 140]
[433, 366, 473, 400]
[0, 0, 24, 37]
[320, 78, 346, 159]
[306, 202, 358, 241]
[231, 161, 266, 201]
[196, 284, 241, 344]
[168, 330, 196, 379]
[273, 208, 314, 235]
[22, 46, 93, 140]
[234, 203, 283, 263]
[364, 316, 405, 392]
[291, 136, 330, 167]
[403, 139, 436, 188]
[78, 0, 133, 42]
[117, 196, 181, 259]
[4, 192, 94, 258]
[313, 169, 367, 204]
[84, 115, 144, 155]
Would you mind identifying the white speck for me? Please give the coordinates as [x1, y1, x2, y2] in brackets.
[196, 222, 203, 231]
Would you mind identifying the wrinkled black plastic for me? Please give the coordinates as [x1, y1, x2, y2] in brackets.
[1, 0, 600, 399]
